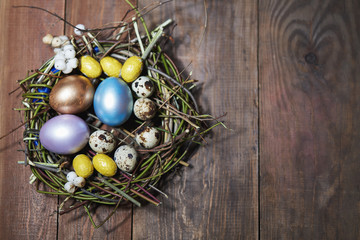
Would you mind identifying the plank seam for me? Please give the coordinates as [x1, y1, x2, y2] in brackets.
[257, 0, 260, 239]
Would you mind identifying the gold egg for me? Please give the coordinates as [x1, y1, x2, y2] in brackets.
[49, 75, 94, 114]
[121, 56, 143, 83]
[80, 55, 102, 78]
[100, 56, 122, 77]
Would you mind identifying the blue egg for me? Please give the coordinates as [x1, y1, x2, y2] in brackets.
[93, 77, 133, 126]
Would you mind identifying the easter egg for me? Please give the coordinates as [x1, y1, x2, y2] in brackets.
[49, 75, 94, 114]
[73, 154, 94, 178]
[89, 130, 116, 154]
[93, 154, 117, 177]
[100, 56, 122, 77]
[114, 145, 138, 172]
[121, 56, 143, 83]
[80, 55, 102, 78]
[93, 77, 133, 126]
[132, 76, 154, 98]
[39, 114, 90, 155]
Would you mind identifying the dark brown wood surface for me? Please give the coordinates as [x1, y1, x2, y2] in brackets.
[0, 0, 358, 239]
[260, 1, 360, 239]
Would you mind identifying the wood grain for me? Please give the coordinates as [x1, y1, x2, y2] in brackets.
[0, 1, 65, 239]
[133, 1, 259, 239]
[2, 0, 360, 239]
[259, 0, 360, 239]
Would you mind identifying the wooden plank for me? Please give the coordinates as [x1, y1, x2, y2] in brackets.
[133, 1, 258, 239]
[0, 0, 65, 239]
[56, 1, 136, 239]
[260, 0, 360, 239]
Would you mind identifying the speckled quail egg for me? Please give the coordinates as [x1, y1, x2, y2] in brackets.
[114, 145, 138, 172]
[131, 76, 154, 98]
[89, 130, 116, 154]
[133, 98, 157, 121]
[135, 126, 161, 149]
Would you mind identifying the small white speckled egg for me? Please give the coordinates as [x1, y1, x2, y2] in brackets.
[89, 130, 116, 154]
[64, 182, 75, 193]
[66, 171, 78, 183]
[54, 59, 66, 71]
[135, 126, 161, 149]
[51, 37, 62, 48]
[133, 98, 157, 121]
[131, 76, 154, 98]
[73, 176, 86, 187]
[114, 145, 138, 172]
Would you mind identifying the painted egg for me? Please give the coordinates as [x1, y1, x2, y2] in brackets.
[73, 154, 94, 178]
[121, 56, 143, 83]
[92, 154, 117, 177]
[89, 130, 116, 153]
[131, 76, 154, 98]
[80, 55, 102, 78]
[100, 56, 122, 77]
[93, 77, 133, 126]
[49, 75, 94, 114]
[39, 114, 90, 155]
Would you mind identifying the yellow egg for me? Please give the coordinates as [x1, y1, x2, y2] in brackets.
[93, 154, 117, 177]
[80, 55, 102, 78]
[73, 154, 94, 178]
[100, 56, 122, 77]
[121, 56, 143, 83]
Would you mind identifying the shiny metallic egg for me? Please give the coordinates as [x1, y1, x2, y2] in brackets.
[49, 75, 94, 114]
[93, 77, 133, 126]
[39, 114, 90, 155]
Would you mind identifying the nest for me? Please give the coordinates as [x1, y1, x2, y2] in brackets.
[13, 4, 224, 228]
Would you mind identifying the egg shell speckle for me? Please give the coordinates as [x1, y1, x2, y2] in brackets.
[131, 76, 154, 98]
[114, 145, 138, 172]
[133, 98, 157, 120]
[135, 126, 161, 149]
[89, 130, 116, 154]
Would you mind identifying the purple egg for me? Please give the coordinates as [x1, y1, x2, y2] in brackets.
[39, 114, 90, 155]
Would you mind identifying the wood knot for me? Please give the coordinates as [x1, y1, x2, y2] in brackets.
[304, 52, 318, 65]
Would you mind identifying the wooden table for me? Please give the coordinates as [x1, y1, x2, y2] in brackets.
[0, 0, 359, 239]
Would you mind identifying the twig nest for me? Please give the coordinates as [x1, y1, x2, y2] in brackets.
[114, 145, 138, 172]
[42, 34, 53, 45]
[80, 55, 102, 78]
[100, 56, 122, 77]
[64, 182, 76, 193]
[132, 76, 154, 98]
[135, 126, 160, 149]
[74, 24, 86, 36]
[133, 98, 157, 120]
[72, 154, 94, 178]
[89, 130, 116, 154]
[66, 171, 78, 183]
[121, 56, 143, 83]
[73, 176, 86, 187]
[92, 154, 117, 177]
